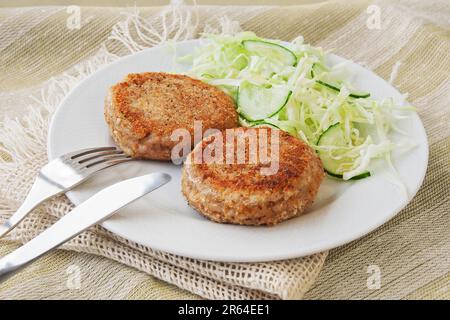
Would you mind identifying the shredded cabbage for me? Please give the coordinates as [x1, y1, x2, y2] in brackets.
[180, 32, 416, 181]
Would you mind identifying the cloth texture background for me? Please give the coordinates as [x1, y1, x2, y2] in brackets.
[0, 0, 449, 299]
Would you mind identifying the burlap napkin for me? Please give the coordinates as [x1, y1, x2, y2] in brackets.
[1, 0, 449, 299]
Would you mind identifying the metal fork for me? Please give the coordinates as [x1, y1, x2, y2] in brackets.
[0, 146, 133, 238]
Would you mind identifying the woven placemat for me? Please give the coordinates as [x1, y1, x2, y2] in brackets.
[0, 0, 449, 299]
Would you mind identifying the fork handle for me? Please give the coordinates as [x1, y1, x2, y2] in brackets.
[0, 175, 63, 238]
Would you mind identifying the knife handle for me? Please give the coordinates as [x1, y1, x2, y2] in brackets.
[0, 173, 170, 283]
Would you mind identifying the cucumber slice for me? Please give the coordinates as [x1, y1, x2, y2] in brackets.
[349, 91, 371, 99]
[237, 81, 292, 122]
[272, 122, 297, 136]
[242, 40, 297, 66]
[245, 119, 299, 136]
[311, 64, 370, 99]
[318, 80, 371, 99]
[250, 121, 280, 129]
[325, 170, 371, 180]
[317, 124, 371, 180]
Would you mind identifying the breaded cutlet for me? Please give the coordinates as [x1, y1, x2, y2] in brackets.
[105, 72, 238, 160]
[181, 127, 324, 226]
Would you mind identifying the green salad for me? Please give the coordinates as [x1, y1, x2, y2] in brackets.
[179, 32, 415, 181]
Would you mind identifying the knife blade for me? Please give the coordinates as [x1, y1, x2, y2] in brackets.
[0, 172, 171, 283]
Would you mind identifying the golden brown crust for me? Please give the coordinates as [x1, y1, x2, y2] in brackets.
[181, 127, 325, 226]
[105, 72, 238, 160]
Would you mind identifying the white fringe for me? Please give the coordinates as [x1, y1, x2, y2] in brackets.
[389, 61, 402, 85]
[203, 16, 242, 35]
[108, 4, 199, 54]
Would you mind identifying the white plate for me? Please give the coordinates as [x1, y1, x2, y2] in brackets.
[48, 39, 428, 262]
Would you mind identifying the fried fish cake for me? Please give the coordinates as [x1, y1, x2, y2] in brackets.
[105, 72, 238, 160]
[181, 127, 324, 226]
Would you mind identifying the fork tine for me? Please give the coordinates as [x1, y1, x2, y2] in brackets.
[84, 158, 133, 173]
[77, 150, 125, 164]
[0, 146, 134, 240]
[83, 154, 132, 169]
[66, 146, 118, 160]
